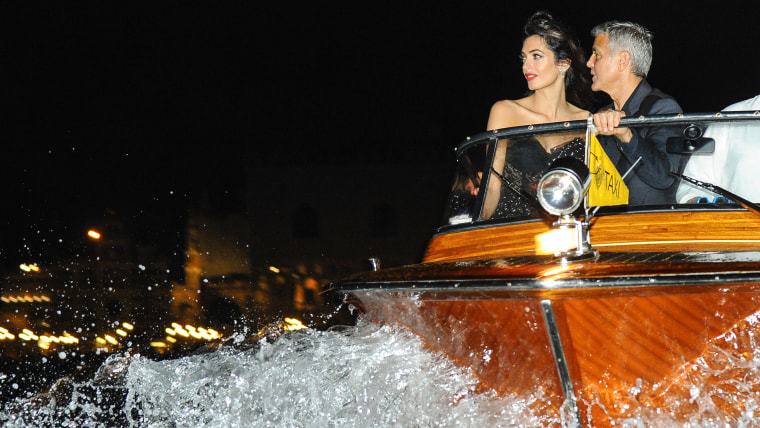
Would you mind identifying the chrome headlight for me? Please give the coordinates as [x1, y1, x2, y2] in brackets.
[537, 157, 591, 216]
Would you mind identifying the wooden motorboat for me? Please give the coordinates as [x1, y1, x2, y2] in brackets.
[332, 112, 760, 426]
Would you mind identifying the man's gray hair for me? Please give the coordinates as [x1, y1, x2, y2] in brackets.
[591, 21, 653, 78]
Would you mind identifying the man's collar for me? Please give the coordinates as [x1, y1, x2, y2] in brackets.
[620, 79, 652, 115]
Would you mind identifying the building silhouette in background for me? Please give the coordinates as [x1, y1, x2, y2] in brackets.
[171, 159, 452, 327]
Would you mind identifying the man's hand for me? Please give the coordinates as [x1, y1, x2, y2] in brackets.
[593, 109, 633, 142]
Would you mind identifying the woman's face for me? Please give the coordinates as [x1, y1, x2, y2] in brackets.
[521, 35, 563, 91]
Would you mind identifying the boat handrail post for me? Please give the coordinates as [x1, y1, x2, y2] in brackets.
[554, 215, 598, 262]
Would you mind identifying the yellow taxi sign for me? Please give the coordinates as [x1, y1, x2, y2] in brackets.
[586, 132, 629, 207]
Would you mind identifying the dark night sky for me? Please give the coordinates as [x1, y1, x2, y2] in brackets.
[1, 2, 758, 268]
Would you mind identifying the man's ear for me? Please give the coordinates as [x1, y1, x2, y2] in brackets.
[617, 51, 631, 71]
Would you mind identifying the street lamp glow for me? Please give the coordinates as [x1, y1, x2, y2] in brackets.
[88, 230, 101, 240]
[19, 264, 40, 272]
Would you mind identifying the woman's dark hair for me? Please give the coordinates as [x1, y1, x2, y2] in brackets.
[522, 11, 595, 110]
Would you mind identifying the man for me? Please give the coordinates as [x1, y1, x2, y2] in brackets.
[587, 21, 684, 205]
[676, 94, 760, 203]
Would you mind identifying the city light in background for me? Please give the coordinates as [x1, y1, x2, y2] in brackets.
[19, 264, 40, 273]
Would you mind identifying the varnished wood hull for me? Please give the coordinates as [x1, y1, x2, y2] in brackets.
[348, 287, 760, 424]
[335, 210, 760, 425]
[424, 208, 760, 262]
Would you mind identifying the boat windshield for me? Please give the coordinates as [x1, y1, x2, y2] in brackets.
[442, 112, 760, 228]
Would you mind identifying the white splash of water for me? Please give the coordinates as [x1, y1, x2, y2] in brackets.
[124, 321, 557, 426]
[0, 321, 555, 427]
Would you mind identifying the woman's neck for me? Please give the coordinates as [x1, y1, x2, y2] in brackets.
[529, 85, 570, 122]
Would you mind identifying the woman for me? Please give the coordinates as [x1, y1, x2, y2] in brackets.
[482, 11, 595, 219]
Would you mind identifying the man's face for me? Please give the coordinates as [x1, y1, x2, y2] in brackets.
[587, 33, 617, 93]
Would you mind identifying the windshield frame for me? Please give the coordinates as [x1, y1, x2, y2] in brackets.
[442, 111, 760, 230]
[456, 111, 760, 156]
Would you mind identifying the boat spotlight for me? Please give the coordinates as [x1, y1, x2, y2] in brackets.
[537, 157, 591, 216]
[535, 157, 597, 261]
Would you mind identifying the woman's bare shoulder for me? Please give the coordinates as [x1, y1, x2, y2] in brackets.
[490, 99, 523, 113]
[488, 98, 531, 130]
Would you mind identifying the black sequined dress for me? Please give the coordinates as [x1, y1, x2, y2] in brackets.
[492, 137, 585, 218]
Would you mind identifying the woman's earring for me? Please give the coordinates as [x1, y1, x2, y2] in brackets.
[560, 68, 565, 76]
